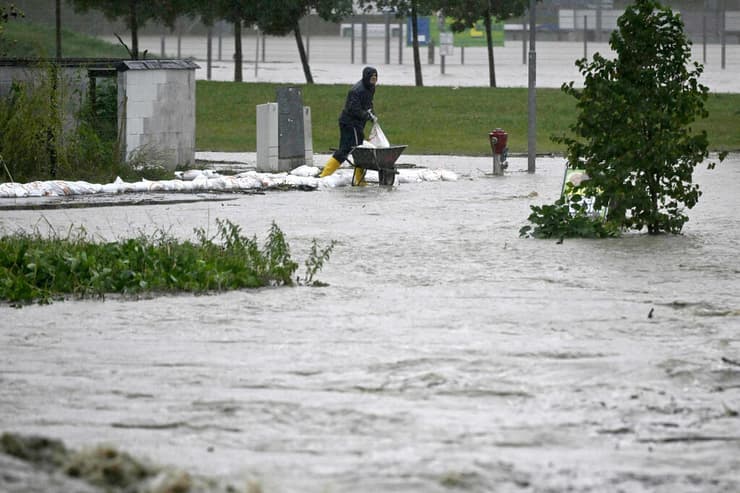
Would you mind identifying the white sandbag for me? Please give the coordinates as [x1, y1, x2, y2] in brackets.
[368, 123, 390, 148]
[290, 165, 320, 177]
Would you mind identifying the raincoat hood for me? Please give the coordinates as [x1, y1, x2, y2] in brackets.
[362, 66, 378, 89]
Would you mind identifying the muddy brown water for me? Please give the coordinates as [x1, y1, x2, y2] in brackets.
[1, 155, 739, 492]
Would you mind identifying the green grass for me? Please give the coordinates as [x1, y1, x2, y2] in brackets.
[197, 82, 740, 155]
[0, 220, 335, 305]
[1, 21, 129, 58]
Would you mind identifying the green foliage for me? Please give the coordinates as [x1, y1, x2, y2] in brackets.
[256, 0, 353, 35]
[551, 0, 723, 235]
[0, 220, 335, 305]
[0, 63, 127, 184]
[0, 66, 63, 181]
[519, 197, 620, 239]
[301, 238, 337, 286]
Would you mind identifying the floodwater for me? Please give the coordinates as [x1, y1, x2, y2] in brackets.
[1, 154, 739, 492]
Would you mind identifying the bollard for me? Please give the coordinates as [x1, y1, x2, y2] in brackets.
[489, 128, 508, 176]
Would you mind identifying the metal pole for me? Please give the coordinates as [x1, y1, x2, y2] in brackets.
[362, 22, 367, 65]
[584, 15, 588, 59]
[522, 19, 527, 65]
[721, 0, 726, 69]
[261, 32, 266, 62]
[461, 46, 464, 65]
[385, 12, 391, 65]
[703, 13, 707, 64]
[441, 54, 445, 74]
[255, 29, 259, 79]
[306, 16, 310, 63]
[527, 0, 536, 174]
[398, 20, 403, 64]
[218, 22, 222, 61]
[161, 35, 165, 57]
[207, 27, 212, 80]
[351, 22, 355, 64]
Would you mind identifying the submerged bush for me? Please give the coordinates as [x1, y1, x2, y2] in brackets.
[524, 0, 725, 239]
[0, 220, 335, 305]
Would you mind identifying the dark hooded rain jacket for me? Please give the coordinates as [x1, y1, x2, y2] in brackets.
[338, 66, 376, 130]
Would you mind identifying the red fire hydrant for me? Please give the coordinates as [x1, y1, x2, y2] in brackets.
[488, 128, 508, 175]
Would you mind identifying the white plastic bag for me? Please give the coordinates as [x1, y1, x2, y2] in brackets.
[368, 122, 390, 148]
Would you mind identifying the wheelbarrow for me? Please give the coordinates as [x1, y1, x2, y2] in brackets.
[347, 145, 407, 186]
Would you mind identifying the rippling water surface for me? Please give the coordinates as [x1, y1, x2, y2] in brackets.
[1, 155, 739, 492]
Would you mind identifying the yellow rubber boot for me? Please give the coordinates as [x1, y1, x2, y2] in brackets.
[319, 157, 342, 177]
[353, 167, 368, 186]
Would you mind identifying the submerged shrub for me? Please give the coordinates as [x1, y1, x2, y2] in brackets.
[525, 0, 725, 238]
[0, 220, 335, 305]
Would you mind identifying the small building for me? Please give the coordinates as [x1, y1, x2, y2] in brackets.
[116, 59, 198, 170]
[0, 58, 199, 171]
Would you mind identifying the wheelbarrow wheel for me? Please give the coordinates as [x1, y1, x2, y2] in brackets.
[378, 168, 396, 186]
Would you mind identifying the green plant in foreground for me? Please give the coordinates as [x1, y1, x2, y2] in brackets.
[301, 238, 338, 287]
[0, 220, 335, 305]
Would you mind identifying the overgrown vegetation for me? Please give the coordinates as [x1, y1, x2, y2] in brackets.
[0, 62, 170, 184]
[0, 219, 335, 305]
[522, 0, 727, 239]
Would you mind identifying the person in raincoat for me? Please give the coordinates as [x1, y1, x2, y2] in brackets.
[319, 66, 378, 185]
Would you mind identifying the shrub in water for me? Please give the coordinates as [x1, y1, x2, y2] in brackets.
[0, 220, 335, 305]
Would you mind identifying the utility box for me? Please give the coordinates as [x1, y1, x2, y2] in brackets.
[117, 59, 199, 170]
[256, 86, 313, 173]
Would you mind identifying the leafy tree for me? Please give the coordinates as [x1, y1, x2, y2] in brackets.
[255, 0, 353, 84]
[435, 0, 528, 87]
[361, 0, 436, 87]
[523, 0, 724, 238]
[66, 0, 183, 59]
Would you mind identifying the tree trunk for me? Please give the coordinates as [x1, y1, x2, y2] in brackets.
[484, 12, 496, 87]
[55, 0, 61, 60]
[129, 1, 139, 59]
[294, 23, 314, 84]
[411, 1, 423, 87]
[234, 21, 242, 82]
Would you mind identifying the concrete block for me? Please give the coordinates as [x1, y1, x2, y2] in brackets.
[127, 117, 144, 134]
[256, 103, 279, 172]
[128, 101, 154, 120]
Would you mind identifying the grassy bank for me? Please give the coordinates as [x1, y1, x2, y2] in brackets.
[197, 81, 740, 155]
[1, 21, 129, 58]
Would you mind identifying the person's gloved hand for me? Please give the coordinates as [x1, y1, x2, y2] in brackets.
[367, 109, 378, 123]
